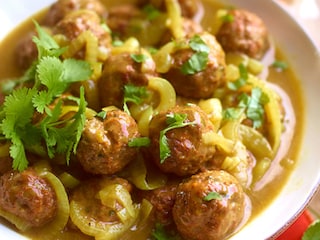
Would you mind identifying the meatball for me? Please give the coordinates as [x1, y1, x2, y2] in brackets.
[14, 31, 38, 70]
[215, 9, 270, 59]
[53, 9, 111, 48]
[142, 182, 178, 225]
[97, 52, 157, 108]
[76, 109, 140, 175]
[173, 170, 246, 240]
[162, 32, 226, 99]
[106, 4, 167, 46]
[148, 105, 216, 176]
[0, 168, 57, 227]
[106, 4, 142, 39]
[43, 0, 107, 27]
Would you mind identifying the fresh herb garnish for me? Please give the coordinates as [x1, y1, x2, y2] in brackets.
[128, 137, 151, 147]
[271, 60, 288, 70]
[159, 113, 196, 163]
[143, 4, 161, 20]
[203, 191, 223, 201]
[221, 13, 234, 23]
[112, 39, 124, 47]
[123, 84, 148, 114]
[223, 107, 244, 120]
[130, 53, 148, 63]
[224, 87, 269, 128]
[152, 223, 180, 240]
[96, 110, 107, 120]
[227, 63, 248, 90]
[0, 22, 92, 171]
[181, 35, 210, 75]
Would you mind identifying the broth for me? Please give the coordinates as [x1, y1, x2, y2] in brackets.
[0, 0, 305, 239]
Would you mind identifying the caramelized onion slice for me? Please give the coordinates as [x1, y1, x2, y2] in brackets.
[70, 181, 140, 240]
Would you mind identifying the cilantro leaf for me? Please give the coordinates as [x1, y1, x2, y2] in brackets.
[1, 62, 37, 95]
[181, 35, 209, 75]
[159, 113, 196, 163]
[32, 21, 66, 58]
[96, 110, 107, 120]
[1, 87, 39, 171]
[302, 219, 320, 240]
[223, 107, 244, 120]
[271, 60, 288, 70]
[239, 88, 269, 128]
[123, 84, 148, 114]
[143, 4, 161, 20]
[181, 52, 209, 75]
[128, 137, 151, 147]
[189, 35, 210, 53]
[130, 53, 148, 63]
[152, 223, 180, 240]
[62, 59, 92, 82]
[203, 191, 223, 201]
[227, 63, 248, 90]
[221, 13, 234, 23]
[10, 137, 29, 171]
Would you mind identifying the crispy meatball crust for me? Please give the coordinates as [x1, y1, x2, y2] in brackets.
[76, 110, 140, 175]
[148, 105, 216, 176]
[162, 32, 226, 99]
[173, 170, 246, 240]
[216, 9, 270, 59]
[43, 0, 107, 27]
[142, 183, 178, 225]
[53, 9, 111, 48]
[98, 52, 157, 108]
[0, 169, 58, 227]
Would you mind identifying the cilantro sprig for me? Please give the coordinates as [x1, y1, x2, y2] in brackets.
[0, 22, 92, 171]
[223, 87, 269, 129]
[227, 63, 248, 90]
[159, 113, 196, 163]
[128, 137, 151, 147]
[203, 191, 223, 201]
[271, 60, 288, 71]
[123, 84, 149, 114]
[181, 35, 210, 75]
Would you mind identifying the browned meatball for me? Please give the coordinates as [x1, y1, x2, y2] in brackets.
[53, 9, 111, 48]
[43, 0, 107, 27]
[76, 109, 140, 175]
[98, 52, 157, 108]
[216, 9, 270, 59]
[148, 105, 216, 176]
[0, 168, 57, 227]
[162, 32, 226, 99]
[142, 182, 178, 225]
[106, 4, 167, 46]
[173, 170, 246, 240]
[14, 31, 38, 70]
[158, 17, 203, 47]
[106, 4, 142, 39]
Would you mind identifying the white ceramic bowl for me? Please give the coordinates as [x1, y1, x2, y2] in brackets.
[0, 0, 320, 239]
